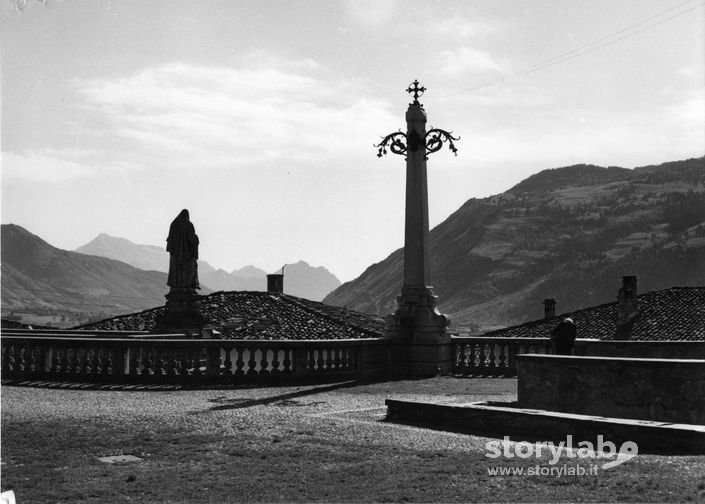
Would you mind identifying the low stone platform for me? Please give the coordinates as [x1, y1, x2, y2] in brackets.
[385, 398, 705, 454]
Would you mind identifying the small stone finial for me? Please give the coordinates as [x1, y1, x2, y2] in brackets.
[406, 79, 426, 105]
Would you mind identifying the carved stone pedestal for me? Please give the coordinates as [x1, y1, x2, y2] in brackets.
[385, 285, 453, 376]
[154, 288, 208, 334]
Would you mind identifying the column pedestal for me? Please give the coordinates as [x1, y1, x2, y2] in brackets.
[154, 288, 208, 334]
[385, 285, 453, 376]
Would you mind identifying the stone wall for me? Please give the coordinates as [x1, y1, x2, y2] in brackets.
[516, 354, 705, 425]
[575, 340, 705, 359]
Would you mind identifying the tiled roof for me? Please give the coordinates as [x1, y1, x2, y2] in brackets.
[75, 291, 385, 340]
[484, 287, 705, 341]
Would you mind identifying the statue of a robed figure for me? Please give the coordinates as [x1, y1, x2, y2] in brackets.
[166, 209, 200, 291]
[155, 209, 207, 332]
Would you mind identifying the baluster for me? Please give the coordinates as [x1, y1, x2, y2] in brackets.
[26, 346, 37, 374]
[153, 350, 165, 376]
[317, 349, 327, 372]
[82, 349, 92, 375]
[498, 344, 507, 373]
[282, 349, 291, 373]
[66, 348, 75, 375]
[95, 349, 104, 376]
[259, 348, 270, 376]
[463, 343, 471, 372]
[74, 348, 84, 375]
[339, 348, 349, 370]
[53, 348, 62, 374]
[35, 346, 46, 375]
[165, 351, 177, 376]
[1, 346, 8, 373]
[247, 348, 258, 375]
[190, 352, 201, 377]
[234, 348, 245, 376]
[94, 348, 103, 375]
[488, 344, 496, 371]
[131, 351, 142, 377]
[63, 349, 73, 375]
[333, 348, 342, 371]
[142, 349, 154, 377]
[3, 345, 14, 374]
[206, 347, 222, 377]
[14, 346, 23, 374]
[6, 346, 18, 374]
[105, 353, 114, 376]
[20, 346, 29, 374]
[16, 345, 25, 374]
[180, 355, 190, 377]
[468, 343, 477, 371]
[309, 349, 317, 371]
[270, 349, 280, 374]
[223, 349, 233, 376]
[477, 344, 486, 372]
[15, 346, 25, 373]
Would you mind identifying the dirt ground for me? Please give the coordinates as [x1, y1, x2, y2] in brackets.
[1, 377, 704, 503]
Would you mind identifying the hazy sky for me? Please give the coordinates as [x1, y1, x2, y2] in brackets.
[2, 0, 704, 281]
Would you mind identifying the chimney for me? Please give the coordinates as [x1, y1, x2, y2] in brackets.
[267, 273, 284, 294]
[615, 275, 639, 339]
[543, 298, 556, 319]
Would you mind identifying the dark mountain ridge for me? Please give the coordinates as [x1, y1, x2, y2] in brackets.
[1, 224, 170, 323]
[324, 157, 705, 330]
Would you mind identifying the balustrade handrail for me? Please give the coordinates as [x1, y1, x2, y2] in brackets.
[452, 336, 550, 344]
[1, 335, 386, 347]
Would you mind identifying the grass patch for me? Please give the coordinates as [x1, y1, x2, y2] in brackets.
[3, 414, 705, 503]
[2, 379, 704, 503]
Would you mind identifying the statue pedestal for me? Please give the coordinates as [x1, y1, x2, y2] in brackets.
[154, 288, 208, 334]
[384, 285, 453, 376]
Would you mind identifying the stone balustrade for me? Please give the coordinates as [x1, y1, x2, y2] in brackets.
[1, 334, 391, 385]
[452, 336, 551, 376]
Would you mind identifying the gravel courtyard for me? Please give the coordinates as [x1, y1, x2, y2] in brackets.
[2, 377, 703, 503]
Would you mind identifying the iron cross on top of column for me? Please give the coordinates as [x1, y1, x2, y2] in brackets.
[406, 79, 426, 105]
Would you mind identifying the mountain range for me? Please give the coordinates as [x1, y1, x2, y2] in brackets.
[1, 224, 169, 323]
[4, 157, 703, 331]
[75, 234, 341, 301]
[2, 225, 342, 325]
[323, 157, 705, 331]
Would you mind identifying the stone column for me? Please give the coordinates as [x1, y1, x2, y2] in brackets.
[379, 83, 454, 376]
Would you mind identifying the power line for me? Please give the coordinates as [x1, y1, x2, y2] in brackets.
[439, 0, 705, 99]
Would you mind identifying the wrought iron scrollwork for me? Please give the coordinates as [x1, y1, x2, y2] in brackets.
[375, 79, 460, 159]
[425, 128, 460, 156]
[375, 131, 407, 158]
[375, 128, 460, 159]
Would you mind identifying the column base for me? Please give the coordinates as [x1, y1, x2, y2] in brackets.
[154, 288, 208, 334]
[384, 285, 453, 376]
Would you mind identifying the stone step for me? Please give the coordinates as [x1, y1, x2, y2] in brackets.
[384, 398, 705, 454]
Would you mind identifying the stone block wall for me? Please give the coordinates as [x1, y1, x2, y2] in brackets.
[575, 340, 705, 359]
[516, 354, 705, 425]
